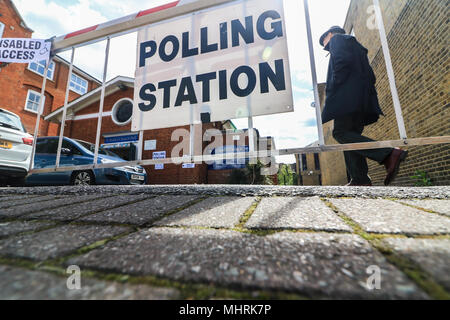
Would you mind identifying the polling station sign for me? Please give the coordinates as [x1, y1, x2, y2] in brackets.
[133, 0, 293, 131]
[0, 38, 51, 64]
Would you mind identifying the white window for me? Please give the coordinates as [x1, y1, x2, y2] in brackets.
[111, 98, 133, 126]
[70, 74, 88, 95]
[28, 60, 55, 80]
[0, 22, 5, 38]
[25, 90, 45, 114]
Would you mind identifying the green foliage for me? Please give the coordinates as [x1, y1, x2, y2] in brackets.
[410, 170, 433, 187]
[278, 164, 296, 186]
[228, 160, 274, 185]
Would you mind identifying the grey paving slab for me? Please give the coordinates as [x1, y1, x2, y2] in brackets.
[0, 221, 56, 238]
[245, 197, 351, 232]
[78, 195, 199, 225]
[0, 194, 41, 202]
[25, 194, 152, 221]
[0, 265, 179, 300]
[68, 227, 428, 299]
[0, 194, 67, 209]
[155, 197, 255, 228]
[0, 194, 106, 218]
[0, 224, 130, 260]
[383, 238, 450, 291]
[329, 199, 450, 234]
[397, 199, 450, 217]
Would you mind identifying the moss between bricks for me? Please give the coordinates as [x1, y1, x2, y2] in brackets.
[321, 198, 450, 300]
[0, 256, 310, 300]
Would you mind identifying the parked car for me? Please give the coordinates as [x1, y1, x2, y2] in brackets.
[0, 108, 34, 186]
[26, 137, 147, 186]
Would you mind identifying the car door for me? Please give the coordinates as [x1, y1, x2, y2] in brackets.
[31, 138, 68, 185]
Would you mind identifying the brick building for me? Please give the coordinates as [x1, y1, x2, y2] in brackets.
[2, 0, 275, 185]
[341, 0, 449, 185]
[0, 0, 100, 137]
[307, 0, 449, 186]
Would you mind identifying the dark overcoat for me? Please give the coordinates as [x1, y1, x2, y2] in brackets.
[322, 34, 383, 125]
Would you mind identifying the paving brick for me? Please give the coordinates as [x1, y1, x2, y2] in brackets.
[396, 200, 450, 217]
[68, 228, 428, 299]
[26, 194, 152, 221]
[329, 199, 450, 234]
[0, 265, 179, 300]
[155, 197, 255, 228]
[0, 221, 56, 238]
[0, 194, 106, 218]
[383, 238, 450, 291]
[78, 195, 200, 225]
[0, 225, 130, 260]
[245, 197, 352, 232]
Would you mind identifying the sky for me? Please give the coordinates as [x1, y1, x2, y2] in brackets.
[14, 0, 351, 163]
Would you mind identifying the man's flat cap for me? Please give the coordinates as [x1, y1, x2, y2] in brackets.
[319, 26, 346, 46]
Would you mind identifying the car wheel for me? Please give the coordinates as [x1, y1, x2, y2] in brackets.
[71, 171, 95, 186]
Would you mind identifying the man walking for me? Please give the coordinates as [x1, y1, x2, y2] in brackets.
[320, 26, 408, 186]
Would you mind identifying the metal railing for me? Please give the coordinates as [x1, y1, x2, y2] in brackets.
[29, 0, 450, 175]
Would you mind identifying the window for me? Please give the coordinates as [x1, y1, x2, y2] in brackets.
[70, 74, 88, 95]
[62, 140, 82, 155]
[111, 98, 133, 126]
[25, 90, 45, 114]
[314, 153, 321, 171]
[35, 138, 58, 154]
[28, 60, 55, 80]
[0, 22, 5, 38]
[301, 154, 307, 171]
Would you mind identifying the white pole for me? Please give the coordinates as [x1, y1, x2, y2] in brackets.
[56, 48, 75, 168]
[303, 0, 325, 146]
[29, 60, 51, 171]
[373, 0, 408, 140]
[94, 38, 111, 165]
[137, 130, 144, 160]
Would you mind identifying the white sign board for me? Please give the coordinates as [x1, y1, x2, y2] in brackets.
[0, 38, 51, 63]
[182, 163, 196, 169]
[144, 140, 157, 151]
[133, 0, 293, 131]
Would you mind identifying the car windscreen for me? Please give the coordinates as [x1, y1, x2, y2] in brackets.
[0, 111, 25, 132]
[75, 140, 121, 158]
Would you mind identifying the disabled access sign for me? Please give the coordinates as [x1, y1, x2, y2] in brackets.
[0, 38, 51, 64]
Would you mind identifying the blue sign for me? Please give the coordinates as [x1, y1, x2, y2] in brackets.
[208, 145, 249, 170]
[104, 134, 139, 144]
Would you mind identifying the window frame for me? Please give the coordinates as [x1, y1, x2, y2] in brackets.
[28, 60, 55, 81]
[24, 89, 45, 114]
[69, 73, 88, 95]
[111, 98, 133, 126]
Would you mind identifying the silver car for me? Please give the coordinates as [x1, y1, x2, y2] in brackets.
[0, 108, 34, 186]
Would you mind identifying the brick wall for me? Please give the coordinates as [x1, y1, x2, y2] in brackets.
[317, 83, 349, 186]
[343, 0, 449, 186]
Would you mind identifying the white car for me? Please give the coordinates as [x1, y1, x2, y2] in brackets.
[0, 108, 34, 186]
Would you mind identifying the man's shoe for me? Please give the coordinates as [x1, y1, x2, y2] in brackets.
[345, 180, 373, 186]
[383, 148, 408, 186]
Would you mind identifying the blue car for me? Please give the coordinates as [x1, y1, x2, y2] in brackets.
[26, 137, 147, 186]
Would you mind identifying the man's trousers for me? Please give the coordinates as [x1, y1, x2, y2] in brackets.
[332, 114, 392, 184]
